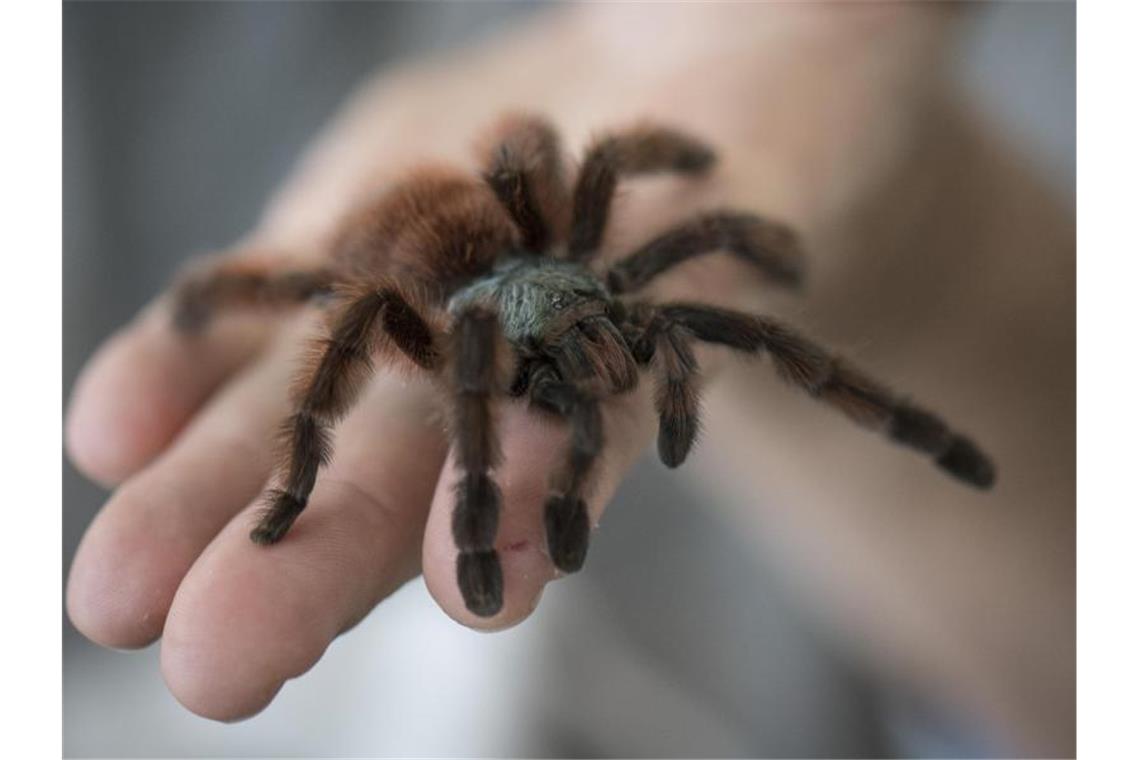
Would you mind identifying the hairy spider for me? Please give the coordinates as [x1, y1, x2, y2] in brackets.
[171, 114, 995, 618]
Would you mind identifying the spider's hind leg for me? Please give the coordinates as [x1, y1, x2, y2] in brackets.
[478, 113, 569, 252]
[568, 124, 716, 261]
[528, 365, 603, 573]
[605, 211, 806, 295]
[172, 257, 335, 333]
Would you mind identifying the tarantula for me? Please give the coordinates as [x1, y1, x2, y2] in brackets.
[171, 114, 995, 618]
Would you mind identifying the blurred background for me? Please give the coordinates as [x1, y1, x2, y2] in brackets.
[63, 2, 1074, 757]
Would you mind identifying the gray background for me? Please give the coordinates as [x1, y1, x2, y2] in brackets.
[63, 2, 1074, 757]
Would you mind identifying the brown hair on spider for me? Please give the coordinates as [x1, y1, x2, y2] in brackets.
[170, 113, 995, 619]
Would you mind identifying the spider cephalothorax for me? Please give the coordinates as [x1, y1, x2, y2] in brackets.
[172, 114, 995, 617]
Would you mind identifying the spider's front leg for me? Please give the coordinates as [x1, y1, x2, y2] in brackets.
[527, 364, 603, 574]
[631, 302, 996, 487]
[251, 283, 438, 544]
[448, 305, 512, 617]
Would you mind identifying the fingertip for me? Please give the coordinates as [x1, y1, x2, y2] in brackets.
[423, 534, 553, 632]
[422, 406, 574, 631]
[159, 542, 329, 722]
[65, 329, 172, 486]
[157, 466, 429, 722]
[66, 311, 266, 485]
[160, 634, 286, 722]
[66, 493, 179, 650]
[422, 390, 656, 631]
[66, 568, 163, 651]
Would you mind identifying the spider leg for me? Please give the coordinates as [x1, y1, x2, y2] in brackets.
[449, 305, 510, 617]
[633, 302, 996, 487]
[479, 113, 569, 252]
[250, 283, 439, 545]
[605, 211, 805, 295]
[630, 318, 702, 468]
[528, 364, 602, 573]
[171, 258, 335, 333]
[568, 124, 716, 261]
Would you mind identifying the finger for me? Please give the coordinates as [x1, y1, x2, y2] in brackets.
[160, 371, 448, 722]
[66, 333, 296, 650]
[66, 301, 270, 486]
[421, 385, 657, 630]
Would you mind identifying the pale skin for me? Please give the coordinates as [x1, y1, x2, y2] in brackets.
[66, 4, 1074, 753]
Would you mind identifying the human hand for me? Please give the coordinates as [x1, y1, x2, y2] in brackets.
[66, 4, 965, 721]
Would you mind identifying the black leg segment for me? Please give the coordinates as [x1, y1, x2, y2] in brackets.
[529, 366, 602, 573]
[449, 306, 508, 616]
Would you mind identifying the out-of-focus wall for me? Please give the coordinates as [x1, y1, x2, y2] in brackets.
[63, 2, 1073, 757]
